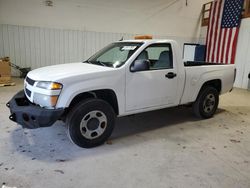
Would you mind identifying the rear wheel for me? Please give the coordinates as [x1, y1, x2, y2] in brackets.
[192, 87, 219, 119]
[66, 98, 115, 148]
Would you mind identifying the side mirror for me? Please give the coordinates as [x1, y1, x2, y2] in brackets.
[130, 60, 150, 72]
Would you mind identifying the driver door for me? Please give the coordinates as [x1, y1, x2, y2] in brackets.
[125, 43, 178, 112]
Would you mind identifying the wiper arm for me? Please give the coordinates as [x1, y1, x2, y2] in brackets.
[90, 61, 108, 67]
[83, 60, 92, 64]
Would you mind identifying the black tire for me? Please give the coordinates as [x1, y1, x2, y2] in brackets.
[66, 98, 115, 148]
[192, 87, 219, 119]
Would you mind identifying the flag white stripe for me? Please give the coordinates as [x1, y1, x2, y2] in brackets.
[218, 29, 225, 63]
[208, 2, 219, 61]
[214, 0, 225, 62]
[223, 30, 229, 63]
[228, 29, 236, 64]
[206, 2, 216, 62]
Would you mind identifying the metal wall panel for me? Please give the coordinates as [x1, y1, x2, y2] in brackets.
[0, 24, 196, 76]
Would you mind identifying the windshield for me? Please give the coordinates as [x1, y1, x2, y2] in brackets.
[86, 42, 143, 68]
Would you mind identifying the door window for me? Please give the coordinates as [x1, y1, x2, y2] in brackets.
[135, 43, 173, 70]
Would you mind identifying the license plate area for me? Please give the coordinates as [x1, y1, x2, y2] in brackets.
[15, 97, 30, 106]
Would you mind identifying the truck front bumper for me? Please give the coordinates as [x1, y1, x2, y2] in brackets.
[6, 90, 64, 129]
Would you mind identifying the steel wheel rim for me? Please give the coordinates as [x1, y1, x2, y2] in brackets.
[80, 110, 107, 140]
[203, 93, 216, 113]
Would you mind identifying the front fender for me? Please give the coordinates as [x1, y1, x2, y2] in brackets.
[55, 71, 125, 114]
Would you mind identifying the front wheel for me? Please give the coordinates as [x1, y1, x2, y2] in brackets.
[192, 87, 219, 119]
[66, 98, 115, 148]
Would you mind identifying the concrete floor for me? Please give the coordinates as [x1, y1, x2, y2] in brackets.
[0, 78, 250, 188]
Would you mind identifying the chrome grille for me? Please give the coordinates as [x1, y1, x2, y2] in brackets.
[26, 77, 35, 86]
[25, 87, 31, 97]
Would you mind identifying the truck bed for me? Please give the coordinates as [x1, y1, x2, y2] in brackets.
[184, 61, 226, 67]
[180, 62, 235, 105]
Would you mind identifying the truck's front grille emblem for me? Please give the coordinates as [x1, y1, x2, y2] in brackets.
[26, 77, 35, 86]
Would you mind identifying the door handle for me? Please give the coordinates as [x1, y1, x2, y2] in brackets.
[165, 72, 177, 79]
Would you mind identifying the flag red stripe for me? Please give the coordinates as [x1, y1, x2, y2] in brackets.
[216, 27, 223, 63]
[211, 0, 222, 62]
[206, 1, 217, 62]
[220, 28, 228, 63]
[231, 28, 239, 64]
[205, 4, 213, 61]
[225, 29, 233, 64]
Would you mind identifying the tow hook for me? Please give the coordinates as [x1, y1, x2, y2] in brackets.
[9, 114, 16, 121]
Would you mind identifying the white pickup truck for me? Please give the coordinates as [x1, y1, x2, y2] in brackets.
[7, 39, 236, 148]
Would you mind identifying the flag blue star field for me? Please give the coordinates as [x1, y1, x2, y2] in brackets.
[206, 0, 244, 64]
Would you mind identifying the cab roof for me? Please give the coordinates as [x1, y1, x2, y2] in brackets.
[117, 39, 176, 44]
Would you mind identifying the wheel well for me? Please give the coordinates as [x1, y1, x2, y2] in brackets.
[201, 79, 222, 93]
[68, 89, 119, 115]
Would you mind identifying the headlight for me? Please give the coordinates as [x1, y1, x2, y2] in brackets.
[33, 93, 59, 107]
[36, 81, 63, 90]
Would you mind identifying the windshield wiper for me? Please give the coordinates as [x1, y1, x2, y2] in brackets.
[83, 60, 113, 67]
[83, 60, 92, 64]
[90, 61, 108, 67]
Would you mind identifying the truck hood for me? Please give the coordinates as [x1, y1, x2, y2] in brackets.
[27, 62, 113, 81]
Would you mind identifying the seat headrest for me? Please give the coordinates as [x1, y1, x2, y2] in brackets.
[159, 51, 170, 61]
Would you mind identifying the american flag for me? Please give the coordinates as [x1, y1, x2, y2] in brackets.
[206, 0, 244, 64]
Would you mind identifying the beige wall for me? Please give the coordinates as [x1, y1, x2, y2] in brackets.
[0, 0, 208, 38]
[234, 18, 250, 89]
[0, 0, 212, 76]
